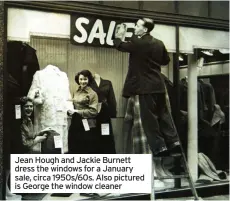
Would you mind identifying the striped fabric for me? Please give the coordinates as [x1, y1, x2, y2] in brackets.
[123, 95, 151, 154]
[123, 86, 174, 155]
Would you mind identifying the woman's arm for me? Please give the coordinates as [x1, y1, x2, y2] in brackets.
[78, 92, 99, 118]
[21, 126, 35, 148]
[21, 125, 47, 148]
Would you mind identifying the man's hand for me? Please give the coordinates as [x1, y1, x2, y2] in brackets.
[115, 23, 126, 40]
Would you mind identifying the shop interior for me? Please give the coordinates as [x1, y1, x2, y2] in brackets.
[4, 7, 229, 201]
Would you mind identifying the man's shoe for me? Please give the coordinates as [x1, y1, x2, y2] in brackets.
[169, 145, 182, 156]
[154, 150, 170, 157]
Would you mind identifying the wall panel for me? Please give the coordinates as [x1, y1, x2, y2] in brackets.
[210, 1, 229, 20]
[178, 1, 208, 17]
[30, 37, 68, 72]
[142, 1, 175, 13]
[103, 1, 139, 9]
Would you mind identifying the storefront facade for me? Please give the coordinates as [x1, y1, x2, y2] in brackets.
[0, 1, 229, 200]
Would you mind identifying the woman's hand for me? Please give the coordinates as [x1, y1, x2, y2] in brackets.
[34, 90, 40, 98]
[34, 134, 47, 144]
[67, 110, 75, 116]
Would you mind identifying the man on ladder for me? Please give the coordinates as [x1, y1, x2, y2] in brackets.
[113, 18, 200, 200]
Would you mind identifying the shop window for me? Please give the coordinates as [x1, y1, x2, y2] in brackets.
[178, 1, 208, 17]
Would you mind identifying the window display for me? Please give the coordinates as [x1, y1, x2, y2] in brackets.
[178, 48, 229, 185]
[4, 5, 229, 201]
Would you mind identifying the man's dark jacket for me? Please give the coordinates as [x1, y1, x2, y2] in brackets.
[114, 34, 170, 98]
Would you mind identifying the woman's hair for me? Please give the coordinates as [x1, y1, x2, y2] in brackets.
[75, 70, 94, 85]
[20, 96, 34, 120]
[20, 96, 33, 107]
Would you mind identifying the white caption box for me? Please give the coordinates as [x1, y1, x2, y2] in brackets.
[11, 154, 152, 194]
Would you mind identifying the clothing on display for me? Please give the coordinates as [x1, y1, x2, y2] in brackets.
[5, 42, 40, 168]
[211, 104, 225, 126]
[180, 77, 226, 131]
[41, 131, 62, 154]
[179, 75, 229, 171]
[199, 80, 216, 122]
[7, 41, 40, 96]
[197, 153, 228, 182]
[180, 78, 206, 120]
[91, 75, 117, 154]
[27, 65, 73, 153]
[92, 75, 117, 118]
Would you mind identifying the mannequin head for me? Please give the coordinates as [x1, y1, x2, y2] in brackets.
[75, 70, 94, 89]
[20, 97, 33, 118]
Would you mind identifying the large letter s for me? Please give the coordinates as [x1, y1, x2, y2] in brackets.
[73, 17, 89, 43]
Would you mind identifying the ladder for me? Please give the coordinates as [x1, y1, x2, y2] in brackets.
[154, 143, 201, 200]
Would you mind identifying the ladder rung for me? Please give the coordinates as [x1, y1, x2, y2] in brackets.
[154, 175, 189, 180]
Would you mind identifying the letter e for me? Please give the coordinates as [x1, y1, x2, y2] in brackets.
[123, 22, 135, 39]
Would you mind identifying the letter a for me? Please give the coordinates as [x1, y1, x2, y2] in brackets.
[88, 19, 106, 45]
[96, 167, 101, 172]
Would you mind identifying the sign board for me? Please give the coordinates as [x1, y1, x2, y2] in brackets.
[70, 15, 136, 47]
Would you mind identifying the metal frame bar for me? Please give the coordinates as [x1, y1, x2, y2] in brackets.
[2, 2, 7, 200]
[4, 1, 229, 31]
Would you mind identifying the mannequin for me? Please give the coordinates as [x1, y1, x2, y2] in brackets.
[90, 73, 117, 154]
[27, 64, 73, 153]
[94, 73, 101, 88]
[92, 73, 117, 118]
